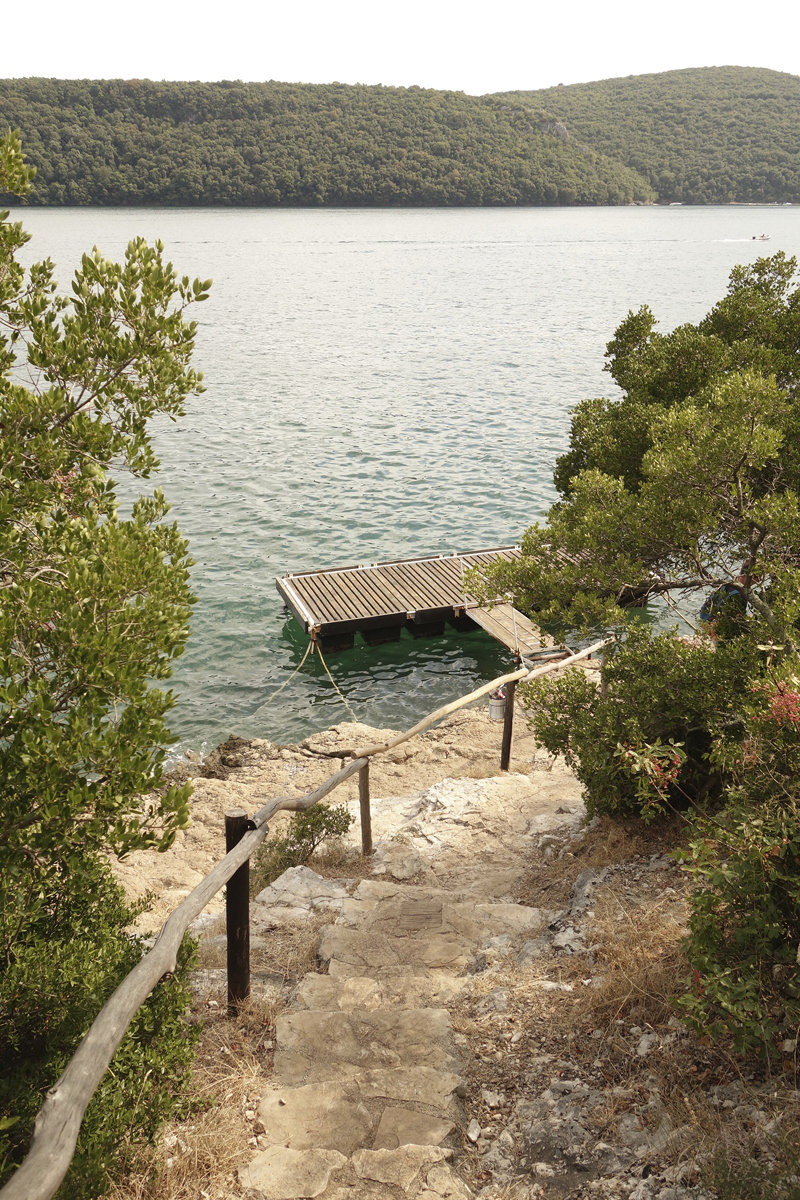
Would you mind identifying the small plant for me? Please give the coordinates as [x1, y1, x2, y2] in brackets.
[251, 804, 355, 893]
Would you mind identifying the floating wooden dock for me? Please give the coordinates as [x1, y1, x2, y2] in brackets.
[276, 546, 558, 658]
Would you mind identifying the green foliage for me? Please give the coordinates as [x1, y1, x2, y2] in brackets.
[473, 253, 800, 646]
[0, 130, 210, 1192]
[676, 665, 800, 1055]
[0, 856, 199, 1197]
[479, 251, 800, 1056]
[502, 65, 800, 204]
[2, 67, 798, 207]
[0, 78, 652, 207]
[520, 623, 759, 819]
[252, 804, 355, 893]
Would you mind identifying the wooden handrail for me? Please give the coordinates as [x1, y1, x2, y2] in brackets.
[353, 638, 609, 758]
[1, 641, 608, 1200]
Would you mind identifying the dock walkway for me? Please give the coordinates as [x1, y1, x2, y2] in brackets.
[276, 547, 555, 657]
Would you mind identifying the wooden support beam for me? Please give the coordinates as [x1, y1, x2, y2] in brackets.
[500, 679, 516, 771]
[225, 809, 251, 1014]
[359, 759, 373, 856]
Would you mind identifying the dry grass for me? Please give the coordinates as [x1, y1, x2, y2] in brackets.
[309, 839, 378, 881]
[516, 812, 685, 910]
[197, 911, 333, 982]
[110, 993, 284, 1200]
[568, 887, 689, 1033]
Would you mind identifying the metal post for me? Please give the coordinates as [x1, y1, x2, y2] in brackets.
[225, 808, 250, 1014]
[359, 759, 373, 856]
[500, 679, 516, 772]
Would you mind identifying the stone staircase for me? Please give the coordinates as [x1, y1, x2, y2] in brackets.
[239, 870, 553, 1200]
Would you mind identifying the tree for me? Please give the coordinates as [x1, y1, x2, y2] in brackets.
[471, 254, 800, 1053]
[0, 129, 212, 1191]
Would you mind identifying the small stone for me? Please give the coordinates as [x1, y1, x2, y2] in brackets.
[467, 1119, 481, 1142]
[636, 1033, 660, 1057]
[781, 1039, 797, 1053]
[245, 1110, 256, 1120]
[478, 988, 508, 1014]
[482, 1090, 500, 1108]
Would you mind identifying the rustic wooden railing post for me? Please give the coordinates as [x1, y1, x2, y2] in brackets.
[359, 759, 373, 856]
[225, 809, 250, 1014]
[500, 678, 516, 771]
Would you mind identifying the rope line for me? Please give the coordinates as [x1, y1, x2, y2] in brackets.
[314, 642, 361, 722]
[250, 638, 313, 718]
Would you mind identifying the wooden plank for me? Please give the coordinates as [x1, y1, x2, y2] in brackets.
[349, 570, 407, 615]
[311, 573, 371, 621]
[381, 562, 442, 611]
[470, 604, 554, 655]
[381, 563, 437, 611]
[297, 576, 350, 622]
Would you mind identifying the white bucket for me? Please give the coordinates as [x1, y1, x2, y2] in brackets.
[489, 697, 506, 721]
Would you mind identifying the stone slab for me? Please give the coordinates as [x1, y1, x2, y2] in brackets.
[352, 1146, 449, 1195]
[294, 971, 466, 1012]
[239, 1145, 347, 1199]
[258, 1081, 373, 1153]
[372, 1107, 454, 1151]
[274, 1009, 460, 1083]
[318, 927, 471, 974]
[353, 1067, 462, 1111]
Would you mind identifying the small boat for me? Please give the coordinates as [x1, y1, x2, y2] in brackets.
[752, 234, 770, 241]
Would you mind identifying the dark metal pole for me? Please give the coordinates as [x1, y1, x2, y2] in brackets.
[225, 808, 250, 1014]
[359, 759, 373, 856]
[500, 679, 516, 772]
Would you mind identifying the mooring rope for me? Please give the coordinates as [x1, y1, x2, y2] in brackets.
[249, 638, 313, 718]
[314, 641, 361, 723]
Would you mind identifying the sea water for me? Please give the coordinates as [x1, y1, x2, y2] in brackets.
[12, 205, 800, 754]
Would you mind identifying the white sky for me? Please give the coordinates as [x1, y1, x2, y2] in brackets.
[2, 0, 798, 93]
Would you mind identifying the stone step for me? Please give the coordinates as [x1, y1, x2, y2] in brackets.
[337, 878, 549, 944]
[239, 1144, 473, 1200]
[317, 926, 473, 977]
[257, 1079, 455, 1154]
[274, 1008, 463, 1084]
[293, 971, 467, 1012]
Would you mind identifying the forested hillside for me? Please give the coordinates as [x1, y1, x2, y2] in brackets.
[501, 66, 800, 204]
[0, 68, 798, 207]
[0, 79, 651, 207]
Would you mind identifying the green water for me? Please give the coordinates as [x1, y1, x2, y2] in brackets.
[14, 205, 800, 756]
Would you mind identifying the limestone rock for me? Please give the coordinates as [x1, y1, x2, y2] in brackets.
[353, 1066, 462, 1111]
[238, 1145, 346, 1199]
[294, 970, 466, 1012]
[371, 840, 427, 880]
[258, 1081, 372, 1153]
[372, 1107, 454, 1150]
[419, 1163, 473, 1199]
[352, 1145, 449, 1195]
[254, 866, 350, 923]
[274, 1008, 460, 1084]
[318, 926, 472, 975]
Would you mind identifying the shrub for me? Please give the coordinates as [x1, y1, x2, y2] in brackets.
[519, 622, 760, 819]
[676, 665, 800, 1055]
[251, 803, 355, 893]
[0, 855, 199, 1198]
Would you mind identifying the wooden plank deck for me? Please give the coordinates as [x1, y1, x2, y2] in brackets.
[276, 546, 560, 657]
[469, 603, 556, 657]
